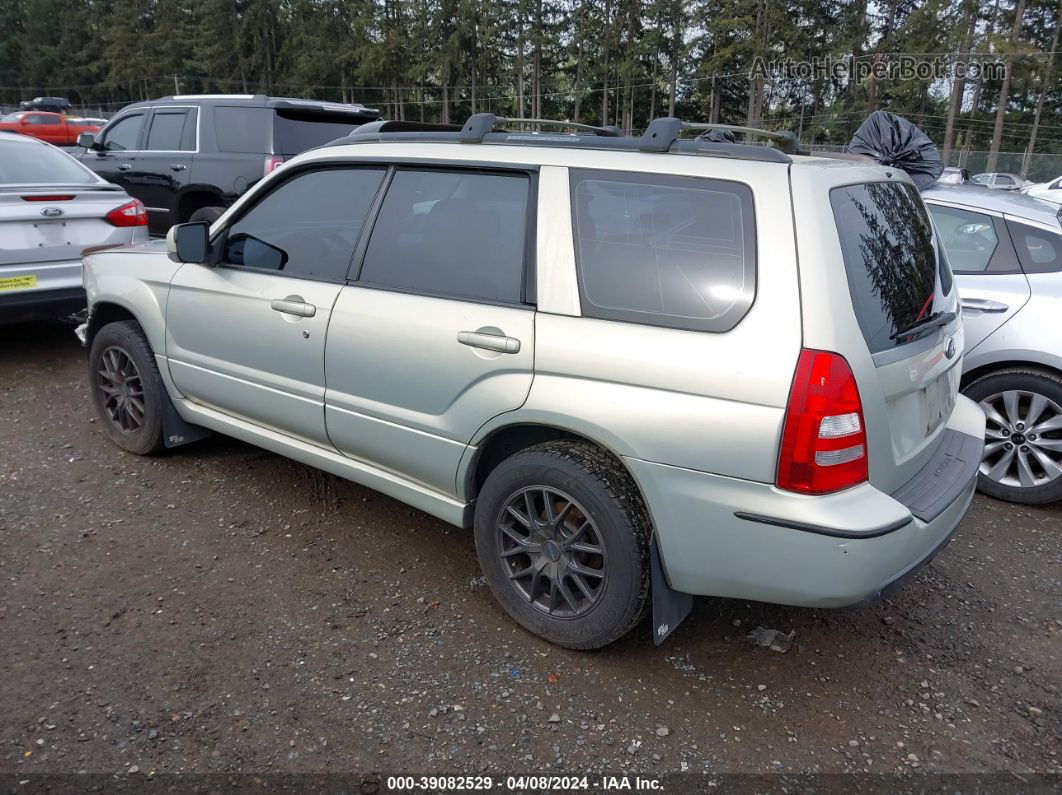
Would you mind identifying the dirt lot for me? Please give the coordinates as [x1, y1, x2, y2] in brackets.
[1, 321, 1059, 787]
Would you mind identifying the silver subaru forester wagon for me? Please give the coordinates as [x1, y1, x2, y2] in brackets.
[77, 115, 985, 648]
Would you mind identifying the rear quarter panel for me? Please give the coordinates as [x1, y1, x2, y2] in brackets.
[480, 157, 802, 483]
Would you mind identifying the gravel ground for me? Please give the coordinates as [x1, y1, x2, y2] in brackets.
[1, 321, 1059, 787]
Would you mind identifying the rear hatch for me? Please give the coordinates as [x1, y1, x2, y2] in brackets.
[0, 186, 127, 266]
[791, 163, 963, 494]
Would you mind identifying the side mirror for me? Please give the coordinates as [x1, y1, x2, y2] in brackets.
[167, 222, 210, 264]
[77, 132, 97, 149]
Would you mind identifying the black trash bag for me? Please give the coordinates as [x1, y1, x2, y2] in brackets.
[846, 110, 944, 191]
[697, 128, 736, 144]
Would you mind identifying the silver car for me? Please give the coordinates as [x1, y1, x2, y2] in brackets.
[0, 132, 149, 323]
[924, 185, 1062, 504]
[76, 116, 984, 648]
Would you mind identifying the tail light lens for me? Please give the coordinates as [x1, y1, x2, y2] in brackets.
[777, 348, 868, 494]
[264, 155, 284, 176]
[105, 198, 148, 227]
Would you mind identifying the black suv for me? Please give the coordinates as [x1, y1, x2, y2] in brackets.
[75, 94, 379, 234]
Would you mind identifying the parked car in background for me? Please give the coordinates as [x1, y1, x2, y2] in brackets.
[971, 172, 1031, 191]
[77, 114, 983, 649]
[937, 166, 970, 185]
[0, 111, 101, 146]
[1021, 175, 1062, 205]
[70, 116, 110, 129]
[75, 94, 379, 234]
[0, 134, 148, 324]
[923, 185, 1062, 504]
[19, 96, 72, 114]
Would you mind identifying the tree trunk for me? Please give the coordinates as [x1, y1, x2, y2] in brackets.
[667, 0, 680, 116]
[602, 0, 612, 125]
[1024, 0, 1061, 175]
[441, 83, 450, 125]
[987, 0, 1027, 172]
[965, 0, 1001, 150]
[533, 0, 542, 119]
[942, 1, 978, 163]
[517, 21, 525, 118]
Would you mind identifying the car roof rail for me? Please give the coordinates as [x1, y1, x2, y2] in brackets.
[640, 117, 806, 155]
[460, 113, 622, 142]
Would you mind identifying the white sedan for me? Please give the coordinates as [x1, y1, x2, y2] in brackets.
[1021, 175, 1062, 205]
[0, 132, 149, 323]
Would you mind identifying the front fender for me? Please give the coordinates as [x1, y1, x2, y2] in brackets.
[83, 241, 180, 355]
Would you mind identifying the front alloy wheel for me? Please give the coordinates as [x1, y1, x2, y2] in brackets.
[96, 346, 146, 433]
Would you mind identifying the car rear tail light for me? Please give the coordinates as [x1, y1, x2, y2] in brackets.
[105, 198, 148, 227]
[264, 155, 284, 176]
[22, 194, 75, 201]
[777, 348, 868, 494]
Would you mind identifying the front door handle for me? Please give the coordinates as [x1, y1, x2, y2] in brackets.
[170, 163, 187, 171]
[270, 297, 316, 317]
[961, 298, 1009, 314]
[117, 163, 132, 171]
[458, 330, 520, 354]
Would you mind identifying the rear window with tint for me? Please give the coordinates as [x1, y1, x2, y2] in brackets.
[830, 182, 942, 353]
[570, 169, 756, 332]
[0, 139, 97, 184]
[272, 110, 367, 155]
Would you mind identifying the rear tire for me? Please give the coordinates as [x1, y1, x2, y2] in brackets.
[963, 368, 1062, 505]
[187, 206, 225, 224]
[473, 441, 651, 649]
[88, 320, 166, 456]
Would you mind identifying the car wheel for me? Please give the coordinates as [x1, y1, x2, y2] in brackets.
[187, 206, 225, 224]
[473, 441, 651, 649]
[964, 368, 1062, 504]
[88, 320, 166, 456]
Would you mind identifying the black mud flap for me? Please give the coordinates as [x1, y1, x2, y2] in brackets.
[160, 389, 212, 449]
[650, 536, 693, 646]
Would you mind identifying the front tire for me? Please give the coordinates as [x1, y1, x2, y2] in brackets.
[964, 368, 1062, 504]
[88, 320, 166, 456]
[473, 441, 651, 649]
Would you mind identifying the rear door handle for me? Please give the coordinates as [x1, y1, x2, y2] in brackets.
[961, 298, 1008, 313]
[117, 163, 132, 171]
[458, 330, 520, 354]
[170, 163, 187, 171]
[270, 297, 316, 317]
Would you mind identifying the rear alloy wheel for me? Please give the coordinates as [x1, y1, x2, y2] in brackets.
[965, 369, 1062, 504]
[496, 486, 607, 618]
[474, 441, 651, 649]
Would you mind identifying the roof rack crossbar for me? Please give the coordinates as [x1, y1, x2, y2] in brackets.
[640, 118, 805, 155]
[460, 113, 622, 143]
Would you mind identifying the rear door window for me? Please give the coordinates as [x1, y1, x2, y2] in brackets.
[569, 169, 755, 332]
[830, 181, 944, 353]
[927, 205, 998, 272]
[145, 109, 190, 151]
[357, 168, 531, 304]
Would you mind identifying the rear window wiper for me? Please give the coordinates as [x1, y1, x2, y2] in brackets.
[889, 310, 956, 341]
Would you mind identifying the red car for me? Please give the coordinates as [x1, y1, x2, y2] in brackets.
[0, 112, 101, 146]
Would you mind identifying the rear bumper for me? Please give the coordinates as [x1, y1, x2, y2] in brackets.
[0, 284, 86, 324]
[629, 395, 985, 607]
